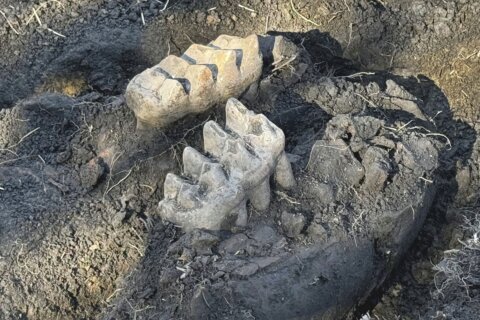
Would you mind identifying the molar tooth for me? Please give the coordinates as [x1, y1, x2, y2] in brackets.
[158, 55, 191, 78]
[210, 34, 262, 83]
[159, 78, 189, 105]
[159, 99, 294, 230]
[126, 34, 265, 129]
[183, 64, 216, 108]
[183, 45, 240, 97]
[226, 98, 282, 146]
[225, 97, 250, 134]
[208, 50, 241, 98]
[134, 68, 168, 91]
[236, 34, 262, 82]
[163, 173, 187, 199]
[177, 183, 201, 210]
[223, 139, 256, 167]
[183, 44, 215, 63]
[183, 147, 212, 181]
[203, 121, 230, 158]
[198, 163, 227, 190]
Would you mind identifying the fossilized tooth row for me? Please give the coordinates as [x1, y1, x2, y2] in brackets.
[158, 99, 295, 231]
[125, 34, 263, 129]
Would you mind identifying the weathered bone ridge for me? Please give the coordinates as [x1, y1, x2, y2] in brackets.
[125, 34, 263, 129]
[158, 98, 295, 231]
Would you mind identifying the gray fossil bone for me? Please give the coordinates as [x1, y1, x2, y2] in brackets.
[125, 34, 263, 129]
[158, 98, 295, 231]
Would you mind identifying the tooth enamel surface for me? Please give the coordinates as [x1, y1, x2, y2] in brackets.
[125, 34, 263, 129]
[158, 98, 295, 231]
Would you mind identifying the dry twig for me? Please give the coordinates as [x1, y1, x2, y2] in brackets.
[47, 27, 66, 38]
[238, 4, 255, 12]
[0, 9, 21, 35]
[290, 0, 320, 27]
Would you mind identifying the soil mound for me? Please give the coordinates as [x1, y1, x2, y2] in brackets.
[0, 32, 463, 319]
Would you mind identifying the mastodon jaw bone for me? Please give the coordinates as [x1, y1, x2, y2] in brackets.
[158, 98, 295, 231]
[125, 34, 263, 129]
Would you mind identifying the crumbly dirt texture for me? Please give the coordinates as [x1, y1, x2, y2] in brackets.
[0, 1, 479, 320]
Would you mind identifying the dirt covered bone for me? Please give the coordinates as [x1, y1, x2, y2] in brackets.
[158, 98, 295, 230]
[125, 34, 263, 129]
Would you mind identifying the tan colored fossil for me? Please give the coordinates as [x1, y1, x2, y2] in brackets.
[125, 34, 263, 129]
[158, 98, 295, 231]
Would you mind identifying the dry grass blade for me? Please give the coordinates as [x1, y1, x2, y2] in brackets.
[0, 157, 27, 166]
[47, 27, 66, 38]
[104, 166, 134, 197]
[159, 0, 170, 12]
[238, 4, 255, 12]
[33, 7, 42, 26]
[140, 9, 145, 25]
[354, 92, 380, 108]
[0, 9, 22, 35]
[0, 127, 40, 155]
[433, 214, 480, 299]
[290, 0, 320, 27]
[12, 127, 40, 147]
[274, 190, 300, 205]
[271, 54, 297, 73]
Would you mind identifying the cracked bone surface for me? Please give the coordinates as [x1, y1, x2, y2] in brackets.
[125, 34, 263, 129]
[158, 98, 295, 231]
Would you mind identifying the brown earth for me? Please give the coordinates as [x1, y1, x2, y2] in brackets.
[0, 0, 479, 319]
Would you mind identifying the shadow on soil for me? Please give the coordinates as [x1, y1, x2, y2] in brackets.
[0, 8, 477, 317]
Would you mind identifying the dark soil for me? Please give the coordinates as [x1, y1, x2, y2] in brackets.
[1, 0, 479, 319]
